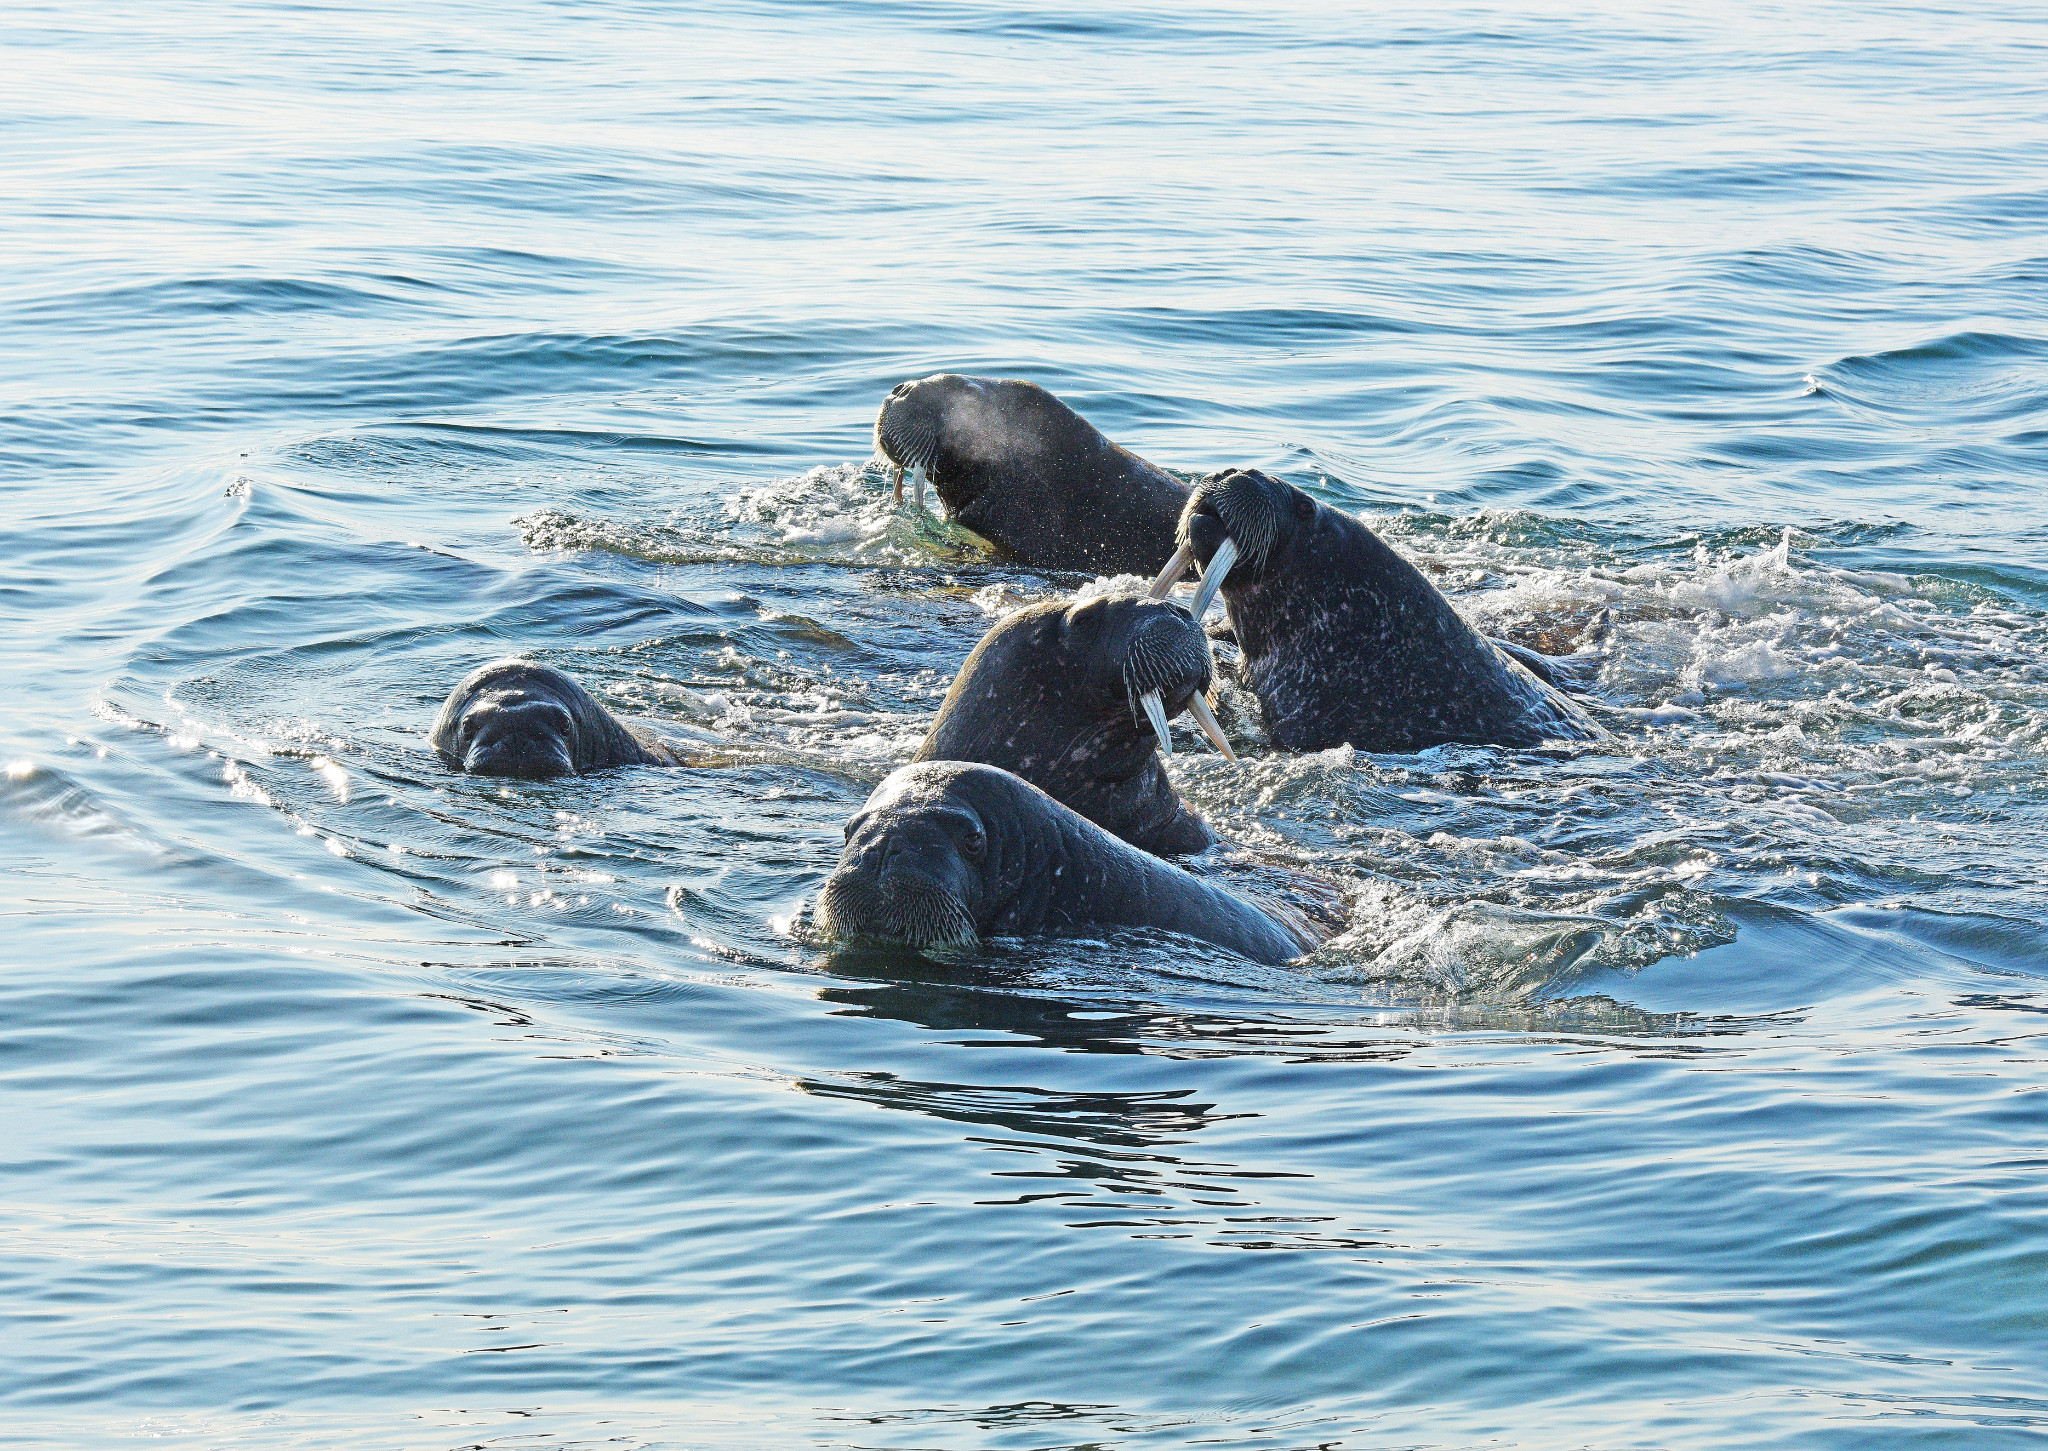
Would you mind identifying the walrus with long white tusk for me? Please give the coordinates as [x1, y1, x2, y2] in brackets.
[430, 659, 685, 777]
[815, 762, 1312, 963]
[912, 595, 1234, 857]
[874, 373, 1190, 575]
[1149, 469, 1606, 753]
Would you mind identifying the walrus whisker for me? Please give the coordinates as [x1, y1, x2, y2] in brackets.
[1187, 692, 1237, 763]
[1189, 536, 1239, 620]
[817, 870, 977, 949]
[1137, 689, 1173, 757]
[1147, 543, 1194, 599]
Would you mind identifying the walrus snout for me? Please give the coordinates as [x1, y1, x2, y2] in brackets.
[1120, 607, 1229, 759]
[1186, 470, 1290, 573]
[459, 696, 579, 778]
[818, 843, 980, 949]
[876, 374, 964, 480]
[819, 792, 990, 949]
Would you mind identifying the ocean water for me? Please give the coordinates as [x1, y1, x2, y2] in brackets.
[4, 1, 2047, 1446]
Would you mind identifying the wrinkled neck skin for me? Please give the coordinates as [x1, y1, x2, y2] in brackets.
[882, 377, 1190, 576]
[963, 774, 1302, 962]
[974, 708, 1213, 859]
[431, 662, 663, 777]
[914, 604, 1216, 857]
[1220, 504, 1598, 752]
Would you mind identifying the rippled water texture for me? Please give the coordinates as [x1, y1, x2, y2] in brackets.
[5, 2, 2048, 1446]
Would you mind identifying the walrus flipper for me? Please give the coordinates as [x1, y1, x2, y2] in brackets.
[1488, 638, 1603, 694]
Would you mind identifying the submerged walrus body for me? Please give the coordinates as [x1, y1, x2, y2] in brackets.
[874, 374, 1188, 576]
[815, 762, 1311, 964]
[914, 595, 1235, 857]
[431, 659, 683, 778]
[1151, 469, 1605, 753]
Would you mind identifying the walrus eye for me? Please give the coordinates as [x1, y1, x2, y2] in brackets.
[961, 828, 986, 858]
[1294, 491, 1315, 521]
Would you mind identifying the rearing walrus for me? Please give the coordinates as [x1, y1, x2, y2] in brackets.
[1149, 469, 1606, 753]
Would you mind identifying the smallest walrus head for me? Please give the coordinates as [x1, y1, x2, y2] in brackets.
[430, 659, 652, 778]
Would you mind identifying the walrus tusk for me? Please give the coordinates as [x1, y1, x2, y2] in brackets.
[1147, 543, 1193, 599]
[1188, 537, 1239, 621]
[1138, 689, 1173, 757]
[891, 465, 905, 504]
[913, 466, 926, 512]
[1187, 692, 1236, 763]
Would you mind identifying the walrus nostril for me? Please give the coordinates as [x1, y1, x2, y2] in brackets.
[1186, 508, 1228, 557]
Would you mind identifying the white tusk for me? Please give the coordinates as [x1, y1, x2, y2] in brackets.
[913, 466, 927, 512]
[1138, 689, 1173, 757]
[1188, 536, 1239, 621]
[891, 465, 904, 504]
[1147, 543, 1193, 599]
[1187, 692, 1237, 763]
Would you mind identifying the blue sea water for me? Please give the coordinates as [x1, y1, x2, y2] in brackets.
[4, 1, 2048, 1446]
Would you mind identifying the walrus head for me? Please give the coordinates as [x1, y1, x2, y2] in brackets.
[1147, 468, 1309, 617]
[815, 766, 993, 948]
[430, 659, 635, 778]
[1087, 596, 1234, 763]
[873, 373, 1063, 514]
[909, 596, 1231, 857]
[921, 595, 1233, 772]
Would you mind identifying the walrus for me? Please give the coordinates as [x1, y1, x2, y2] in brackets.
[431, 659, 684, 777]
[1149, 469, 1606, 752]
[874, 374, 1189, 575]
[815, 762, 1311, 964]
[914, 595, 1236, 856]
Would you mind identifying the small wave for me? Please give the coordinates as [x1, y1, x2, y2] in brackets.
[518, 461, 993, 569]
[1811, 330, 2048, 432]
[11, 273, 451, 326]
[0, 759, 178, 861]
